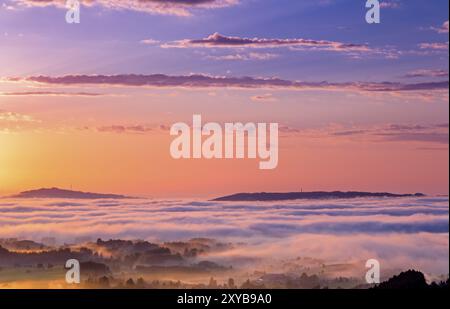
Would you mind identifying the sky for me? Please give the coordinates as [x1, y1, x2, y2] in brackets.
[0, 0, 449, 197]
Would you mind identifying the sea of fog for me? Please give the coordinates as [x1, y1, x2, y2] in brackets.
[0, 196, 448, 275]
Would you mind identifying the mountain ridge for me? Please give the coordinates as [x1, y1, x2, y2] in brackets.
[213, 191, 426, 202]
[6, 187, 133, 199]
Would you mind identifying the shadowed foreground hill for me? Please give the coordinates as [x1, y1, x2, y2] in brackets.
[374, 270, 449, 289]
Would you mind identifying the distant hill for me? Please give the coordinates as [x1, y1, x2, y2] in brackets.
[8, 188, 132, 199]
[213, 191, 425, 202]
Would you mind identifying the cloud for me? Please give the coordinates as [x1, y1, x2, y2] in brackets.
[7, 74, 449, 94]
[419, 42, 449, 50]
[11, 0, 238, 16]
[205, 52, 279, 61]
[249, 219, 449, 236]
[335, 124, 449, 144]
[0, 110, 36, 123]
[416, 147, 449, 151]
[431, 21, 449, 34]
[0, 110, 40, 132]
[139, 39, 161, 45]
[403, 69, 449, 78]
[0, 196, 448, 239]
[331, 130, 370, 137]
[250, 93, 277, 102]
[278, 125, 301, 134]
[162, 32, 372, 53]
[375, 132, 449, 144]
[96, 125, 153, 134]
[77, 123, 173, 135]
[380, 0, 401, 9]
[281, 122, 449, 145]
[1, 195, 448, 276]
[435, 123, 450, 129]
[386, 124, 430, 131]
[1, 2, 15, 10]
[367, 81, 449, 92]
[0, 91, 104, 97]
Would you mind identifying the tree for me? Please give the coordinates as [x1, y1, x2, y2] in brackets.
[126, 278, 135, 288]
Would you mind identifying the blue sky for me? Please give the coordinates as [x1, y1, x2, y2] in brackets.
[0, 0, 448, 81]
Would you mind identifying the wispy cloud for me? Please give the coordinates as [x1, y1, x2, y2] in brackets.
[0, 91, 104, 97]
[280, 122, 449, 145]
[139, 39, 161, 45]
[161, 32, 371, 53]
[251, 93, 277, 102]
[11, 0, 239, 16]
[0, 110, 40, 132]
[430, 20, 449, 34]
[7, 74, 449, 94]
[374, 132, 449, 144]
[419, 42, 449, 50]
[96, 125, 153, 134]
[77, 121, 450, 145]
[380, 0, 401, 9]
[155, 33, 404, 59]
[403, 69, 449, 78]
[0, 110, 36, 122]
[335, 124, 449, 145]
[205, 52, 279, 61]
[1, 2, 16, 10]
[77, 123, 172, 135]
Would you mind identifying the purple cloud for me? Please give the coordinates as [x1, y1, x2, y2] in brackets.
[430, 21, 449, 34]
[11, 0, 238, 16]
[403, 69, 449, 78]
[379, 1, 401, 9]
[96, 125, 153, 134]
[375, 132, 449, 144]
[281, 122, 449, 145]
[419, 42, 449, 50]
[250, 93, 277, 102]
[0, 91, 104, 97]
[205, 52, 279, 61]
[161, 32, 371, 53]
[9, 74, 449, 93]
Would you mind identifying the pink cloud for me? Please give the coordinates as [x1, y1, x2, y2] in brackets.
[8, 74, 448, 94]
[161, 32, 372, 53]
[0, 196, 448, 277]
[431, 21, 449, 34]
[0, 91, 104, 97]
[11, 0, 238, 16]
[380, 1, 401, 9]
[251, 93, 277, 102]
[279, 122, 449, 145]
[403, 69, 449, 78]
[419, 42, 449, 50]
[205, 52, 279, 61]
[96, 125, 153, 134]
[0, 110, 41, 132]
